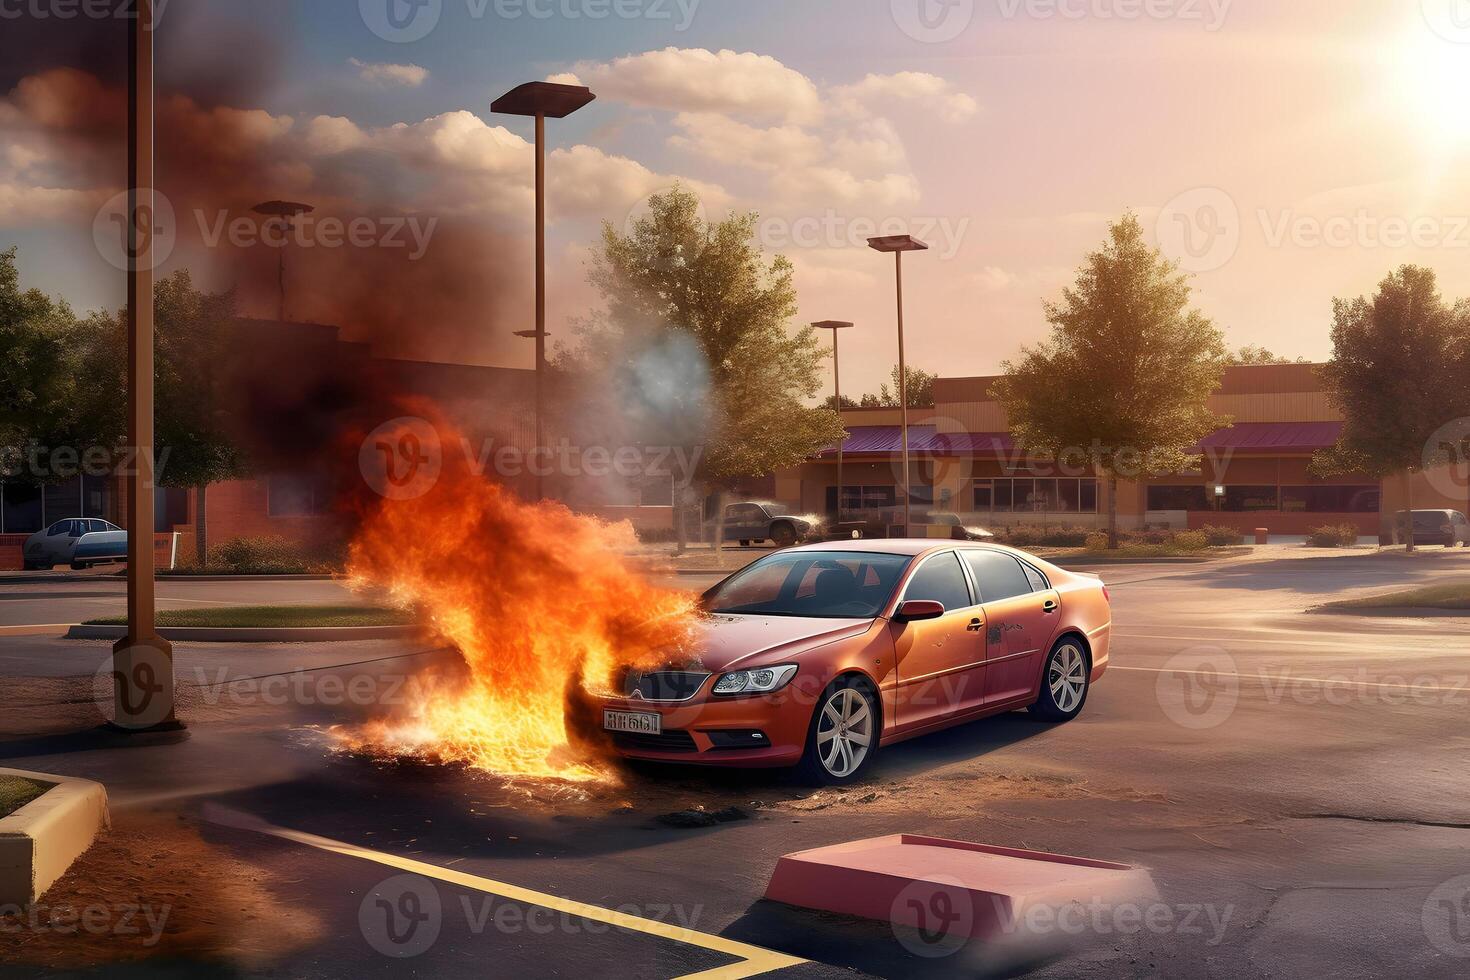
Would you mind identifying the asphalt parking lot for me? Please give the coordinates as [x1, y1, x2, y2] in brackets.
[1, 550, 1468, 978]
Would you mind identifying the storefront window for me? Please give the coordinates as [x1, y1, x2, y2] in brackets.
[1147, 485, 1212, 511]
[1279, 485, 1379, 513]
[973, 478, 1098, 514]
[1223, 485, 1279, 512]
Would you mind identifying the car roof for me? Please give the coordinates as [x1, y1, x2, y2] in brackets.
[790, 538, 1031, 559]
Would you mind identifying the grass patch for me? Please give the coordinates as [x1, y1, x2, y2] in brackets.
[84, 605, 415, 629]
[1315, 582, 1470, 613]
[0, 776, 52, 818]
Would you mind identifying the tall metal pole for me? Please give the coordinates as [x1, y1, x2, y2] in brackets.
[895, 251, 912, 537]
[277, 221, 287, 322]
[114, 0, 176, 732]
[832, 329, 844, 521]
[533, 112, 546, 502]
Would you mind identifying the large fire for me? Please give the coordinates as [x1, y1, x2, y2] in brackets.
[340, 415, 699, 781]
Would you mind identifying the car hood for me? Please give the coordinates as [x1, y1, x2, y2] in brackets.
[688, 614, 876, 672]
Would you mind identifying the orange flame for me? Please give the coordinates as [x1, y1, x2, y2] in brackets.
[340, 414, 699, 781]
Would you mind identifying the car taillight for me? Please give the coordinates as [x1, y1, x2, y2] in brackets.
[1102, 585, 1111, 604]
[1442, 523, 1453, 535]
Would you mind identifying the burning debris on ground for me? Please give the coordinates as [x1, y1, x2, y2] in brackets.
[335, 411, 701, 782]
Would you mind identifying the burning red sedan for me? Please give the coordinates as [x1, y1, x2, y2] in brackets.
[603, 540, 1111, 784]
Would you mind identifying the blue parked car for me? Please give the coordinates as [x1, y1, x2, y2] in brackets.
[24, 519, 128, 571]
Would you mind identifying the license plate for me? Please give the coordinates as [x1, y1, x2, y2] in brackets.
[603, 710, 661, 735]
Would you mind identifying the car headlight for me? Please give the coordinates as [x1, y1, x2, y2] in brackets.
[711, 664, 799, 696]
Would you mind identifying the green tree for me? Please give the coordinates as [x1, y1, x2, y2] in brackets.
[1310, 266, 1470, 552]
[0, 247, 83, 479]
[992, 213, 1229, 548]
[77, 271, 248, 563]
[1227, 345, 1309, 365]
[153, 271, 248, 564]
[571, 186, 845, 551]
[875, 364, 937, 409]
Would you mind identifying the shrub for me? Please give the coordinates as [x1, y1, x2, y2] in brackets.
[211, 536, 312, 574]
[1169, 530, 1209, 552]
[1198, 524, 1245, 547]
[1085, 531, 1110, 552]
[999, 525, 1091, 548]
[1307, 524, 1361, 548]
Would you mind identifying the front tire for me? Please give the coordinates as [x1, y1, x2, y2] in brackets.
[770, 522, 797, 548]
[1030, 638, 1090, 722]
[796, 678, 878, 786]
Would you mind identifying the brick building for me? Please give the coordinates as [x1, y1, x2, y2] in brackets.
[774, 363, 1467, 540]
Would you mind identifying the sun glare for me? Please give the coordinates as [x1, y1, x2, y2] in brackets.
[1396, 26, 1470, 147]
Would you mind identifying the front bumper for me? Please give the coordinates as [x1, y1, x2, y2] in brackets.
[601, 692, 811, 768]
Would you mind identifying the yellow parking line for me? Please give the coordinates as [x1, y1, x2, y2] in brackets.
[210, 807, 805, 979]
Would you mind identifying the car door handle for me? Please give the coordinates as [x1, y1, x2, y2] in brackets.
[966, 618, 984, 631]
[1042, 599, 1058, 613]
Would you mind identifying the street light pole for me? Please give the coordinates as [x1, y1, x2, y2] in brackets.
[814, 321, 854, 521]
[113, 0, 178, 733]
[252, 201, 314, 322]
[867, 235, 929, 538]
[492, 82, 596, 502]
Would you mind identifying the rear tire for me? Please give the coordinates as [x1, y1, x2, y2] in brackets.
[796, 678, 878, 786]
[71, 561, 89, 571]
[739, 540, 751, 547]
[1029, 638, 1090, 722]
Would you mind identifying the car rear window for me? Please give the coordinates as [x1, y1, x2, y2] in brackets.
[706, 551, 912, 619]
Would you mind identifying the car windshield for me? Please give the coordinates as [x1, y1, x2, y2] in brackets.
[705, 551, 912, 619]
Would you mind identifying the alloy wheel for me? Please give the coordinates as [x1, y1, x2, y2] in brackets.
[1049, 643, 1087, 713]
[817, 688, 873, 777]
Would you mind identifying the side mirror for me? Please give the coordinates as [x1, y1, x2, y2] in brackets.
[895, 600, 945, 622]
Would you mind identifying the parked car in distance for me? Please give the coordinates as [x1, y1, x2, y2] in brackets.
[918, 511, 995, 541]
[600, 539, 1111, 784]
[24, 519, 127, 570]
[717, 501, 818, 548]
[1394, 509, 1470, 547]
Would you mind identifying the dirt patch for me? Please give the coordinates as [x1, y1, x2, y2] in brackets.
[0, 810, 323, 970]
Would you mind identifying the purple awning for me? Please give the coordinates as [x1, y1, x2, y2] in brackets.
[819, 426, 1016, 458]
[819, 421, 1342, 459]
[1192, 421, 1343, 453]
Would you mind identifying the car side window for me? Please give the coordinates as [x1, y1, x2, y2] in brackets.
[963, 551, 1034, 602]
[1021, 562, 1049, 592]
[903, 552, 972, 611]
[48, 521, 69, 536]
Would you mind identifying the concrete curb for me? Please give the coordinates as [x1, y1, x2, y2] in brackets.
[0, 768, 109, 906]
[1306, 605, 1470, 618]
[0, 624, 76, 638]
[65, 624, 421, 643]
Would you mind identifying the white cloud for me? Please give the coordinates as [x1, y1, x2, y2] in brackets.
[771, 167, 921, 210]
[832, 72, 978, 122]
[669, 113, 824, 171]
[560, 48, 822, 124]
[349, 58, 430, 88]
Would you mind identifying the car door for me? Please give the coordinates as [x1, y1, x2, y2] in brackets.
[890, 551, 987, 731]
[962, 550, 1061, 705]
[722, 504, 757, 544]
[41, 520, 79, 563]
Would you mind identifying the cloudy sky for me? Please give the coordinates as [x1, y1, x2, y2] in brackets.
[3, 0, 1470, 394]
